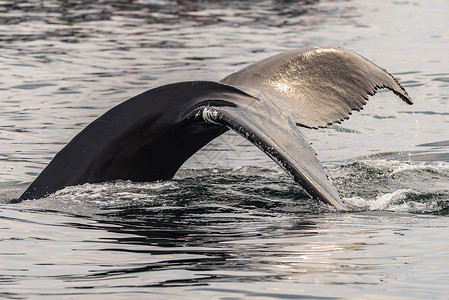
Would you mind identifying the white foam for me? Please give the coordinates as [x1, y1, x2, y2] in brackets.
[344, 189, 442, 213]
[390, 161, 449, 176]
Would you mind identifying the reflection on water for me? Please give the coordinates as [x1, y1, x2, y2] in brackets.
[2, 197, 448, 298]
[1, 156, 449, 297]
[1, 0, 449, 298]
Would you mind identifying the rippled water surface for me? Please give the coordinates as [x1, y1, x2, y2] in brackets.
[1, 0, 448, 299]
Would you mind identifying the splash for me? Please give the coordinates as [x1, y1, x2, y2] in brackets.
[335, 159, 449, 214]
[344, 189, 445, 214]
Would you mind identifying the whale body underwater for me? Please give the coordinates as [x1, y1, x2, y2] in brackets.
[19, 47, 413, 210]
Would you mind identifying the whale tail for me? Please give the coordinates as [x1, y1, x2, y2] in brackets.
[19, 47, 412, 209]
[221, 47, 411, 129]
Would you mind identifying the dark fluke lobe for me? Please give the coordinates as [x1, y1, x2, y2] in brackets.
[19, 47, 412, 210]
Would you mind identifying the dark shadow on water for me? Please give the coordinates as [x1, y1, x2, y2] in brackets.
[40, 202, 322, 287]
[2, 163, 448, 296]
[2, 171, 328, 288]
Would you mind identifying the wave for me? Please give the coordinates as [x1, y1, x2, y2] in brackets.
[331, 159, 449, 215]
[5, 159, 448, 216]
[344, 189, 447, 214]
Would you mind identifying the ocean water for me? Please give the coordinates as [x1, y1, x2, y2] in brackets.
[1, 0, 448, 299]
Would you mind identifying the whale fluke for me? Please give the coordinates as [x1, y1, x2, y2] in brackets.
[19, 47, 412, 209]
[221, 47, 411, 129]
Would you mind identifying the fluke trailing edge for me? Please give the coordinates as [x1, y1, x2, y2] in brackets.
[19, 47, 412, 209]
